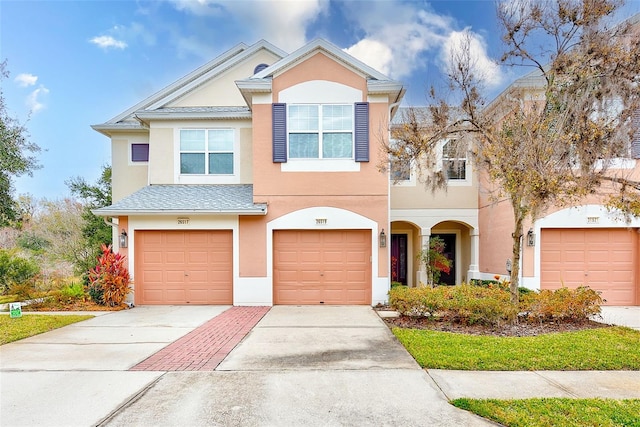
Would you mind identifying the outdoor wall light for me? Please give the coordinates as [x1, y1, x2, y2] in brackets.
[526, 228, 535, 247]
[119, 230, 128, 248]
[379, 229, 387, 248]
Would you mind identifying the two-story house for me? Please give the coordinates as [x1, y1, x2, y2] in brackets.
[92, 39, 404, 306]
[389, 65, 640, 306]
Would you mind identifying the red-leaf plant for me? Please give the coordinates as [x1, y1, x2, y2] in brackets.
[88, 244, 131, 306]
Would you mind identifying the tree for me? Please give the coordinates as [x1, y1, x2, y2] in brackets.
[387, 0, 640, 303]
[0, 60, 41, 226]
[66, 165, 112, 276]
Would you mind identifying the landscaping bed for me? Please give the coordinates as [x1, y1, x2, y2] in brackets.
[383, 315, 609, 337]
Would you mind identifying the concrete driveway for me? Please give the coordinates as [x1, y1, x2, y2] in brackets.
[102, 306, 492, 426]
[1, 305, 493, 426]
[0, 306, 230, 427]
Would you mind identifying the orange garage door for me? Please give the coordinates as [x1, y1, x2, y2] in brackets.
[135, 230, 232, 305]
[274, 230, 371, 305]
[540, 228, 638, 305]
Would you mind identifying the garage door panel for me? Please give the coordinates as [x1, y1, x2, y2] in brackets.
[273, 230, 371, 305]
[541, 228, 637, 306]
[135, 230, 232, 305]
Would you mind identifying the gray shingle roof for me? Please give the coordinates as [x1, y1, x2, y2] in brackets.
[93, 184, 267, 216]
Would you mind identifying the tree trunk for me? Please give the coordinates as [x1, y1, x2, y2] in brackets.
[510, 201, 524, 305]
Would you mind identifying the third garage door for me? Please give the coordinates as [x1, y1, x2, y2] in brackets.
[135, 230, 232, 305]
[540, 228, 637, 305]
[273, 230, 371, 305]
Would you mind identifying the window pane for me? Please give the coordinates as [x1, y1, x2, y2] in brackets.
[209, 153, 234, 174]
[323, 133, 353, 158]
[181, 153, 205, 174]
[208, 130, 234, 151]
[444, 160, 466, 180]
[131, 143, 149, 162]
[180, 130, 205, 151]
[289, 105, 319, 131]
[289, 133, 319, 158]
[323, 105, 352, 131]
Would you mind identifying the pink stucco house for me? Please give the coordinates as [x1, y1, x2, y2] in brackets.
[93, 39, 403, 306]
[93, 38, 639, 307]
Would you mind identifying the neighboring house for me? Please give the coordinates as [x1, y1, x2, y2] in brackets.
[389, 65, 640, 306]
[92, 39, 404, 306]
[389, 133, 480, 288]
[478, 68, 640, 306]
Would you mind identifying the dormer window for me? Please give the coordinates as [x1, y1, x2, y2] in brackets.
[180, 129, 234, 175]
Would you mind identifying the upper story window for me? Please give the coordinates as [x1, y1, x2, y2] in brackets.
[390, 157, 411, 181]
[442, 140, 466, 180]
[180, 129, 234, 175]
[288, 104, 353, 159]
[131, 143, 149, 162]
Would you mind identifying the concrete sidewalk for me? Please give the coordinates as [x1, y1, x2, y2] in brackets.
[429, 370, 640, 400]
[1, 305, 638, 427]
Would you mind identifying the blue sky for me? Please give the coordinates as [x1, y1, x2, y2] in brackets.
[2, 0, 639, 200]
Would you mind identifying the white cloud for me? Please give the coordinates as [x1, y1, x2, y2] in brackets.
[169, 0, 328, 52]
[340, 2, 450, 79]
[442, 30, 503, 88]
[340, 1, 505, 88]
[90, 35, 128, 50]
[26, 86, 49, 113]
[15, 73, 38, 87]
[344, 39, 394, 76]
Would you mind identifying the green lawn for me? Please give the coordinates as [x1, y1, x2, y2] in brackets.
[0, 314, 94, 344]
[392, 326, 640, 370]
[452, 398, 640, 427]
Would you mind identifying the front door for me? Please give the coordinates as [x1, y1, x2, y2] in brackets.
[391, 234, 408, 286]
[432, 233, 456, 286]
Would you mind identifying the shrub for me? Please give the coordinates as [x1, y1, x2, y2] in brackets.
[88, 244, 131, 306]
[0, 249, 40, 295]
[389, 285, 449, 317]
[524, 286, 602, 322]
[389, 284, 518, 326]
[445, 284, 518, 326]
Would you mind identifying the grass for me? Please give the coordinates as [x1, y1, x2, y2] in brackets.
[452, 398, 640, 427]
[0, 314, 94, 345]
[392, 326, 640, 370]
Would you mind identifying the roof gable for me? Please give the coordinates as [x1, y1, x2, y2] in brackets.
[253, 38, 389, 81]
[100, 40, 287, 126]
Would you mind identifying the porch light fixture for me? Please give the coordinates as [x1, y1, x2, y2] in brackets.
[119, 230, 128, 248]
[379, 229, 387, 248]
[526, 228, 535, 247]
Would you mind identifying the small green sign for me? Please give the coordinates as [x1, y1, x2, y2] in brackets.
[9, 302, 22, 318]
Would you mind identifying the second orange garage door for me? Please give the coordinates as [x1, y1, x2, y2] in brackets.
[273, 230, 372, 305]
[540, 228, 637, 305]
[135, 230, 233, 305]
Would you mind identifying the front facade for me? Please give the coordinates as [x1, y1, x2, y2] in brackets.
[94, 38, 639, 307]
[93, 39, 404, 306]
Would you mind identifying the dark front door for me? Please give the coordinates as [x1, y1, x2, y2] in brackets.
[391, 234, 408, 286]
[432, 233, 455, 286]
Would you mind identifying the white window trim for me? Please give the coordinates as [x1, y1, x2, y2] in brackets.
[439, 140, 472, 187]
[287, 103, 355, 161]
[174, 128, 240, 184]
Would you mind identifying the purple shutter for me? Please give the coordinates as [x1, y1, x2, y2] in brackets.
[131, 143, 149, 162]
[632, 109, 640, 159]
[272, 103, 287, 163]
[354, 102, 369, 162]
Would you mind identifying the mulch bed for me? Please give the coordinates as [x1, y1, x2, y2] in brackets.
[381, 312, 610, 337]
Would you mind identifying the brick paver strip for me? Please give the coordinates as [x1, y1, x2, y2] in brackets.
[130, 306, 270, 372]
